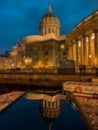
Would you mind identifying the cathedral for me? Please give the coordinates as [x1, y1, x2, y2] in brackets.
[10, 4, 66, 69]
[8, 4, 98, 70]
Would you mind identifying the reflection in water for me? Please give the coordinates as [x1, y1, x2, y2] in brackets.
[25, 89, 85, 130]
[0, 89, 87, 130]
[25, 90, 63, 130]
[40, 98, 60, 130]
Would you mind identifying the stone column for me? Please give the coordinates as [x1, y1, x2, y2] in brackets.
[77, 39, 82, 65]
[54, 26, 55, 34]
[88, 34, 91, 65]
[91, 33, 95, 65]
[42, 27, 45, 35]
[47, 27, 48, 34]
[81, 37, 83, 65]
[73, 43, 76, 63]
[71, 44, 73, 59]
[82, 34, 87, 65]
[50, 25, 52, 33]
[56, 27, 58, 35]
[67, 45, 70, 59]
[44, 26, 46, 35]
[94, 29, 98, 65]
[69, 45, 72, 59]
[76, 40, 78, 66]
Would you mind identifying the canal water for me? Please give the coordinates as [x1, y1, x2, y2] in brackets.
[0, 90, 87, 130]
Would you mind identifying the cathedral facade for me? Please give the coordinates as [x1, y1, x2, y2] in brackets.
[10, 5, 66, 69]
[9, 5, 98, 70]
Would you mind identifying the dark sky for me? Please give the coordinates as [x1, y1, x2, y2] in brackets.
[0, 0, 98, 54]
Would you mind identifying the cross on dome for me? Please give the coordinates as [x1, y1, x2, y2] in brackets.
[48, 0, 52, 13]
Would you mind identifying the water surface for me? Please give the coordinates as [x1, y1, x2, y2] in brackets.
[0, 90, 86, 130]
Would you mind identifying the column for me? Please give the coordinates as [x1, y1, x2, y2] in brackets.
[43, 27, 45, 35]
[67, 45, 70, 59]
[94, 29, 98, 65]
[82, 34, 87, 65]
[81, 37, 83, 65]
[76, 40, 78, 66]
[91, 33, 95, 65]
[73, 43, 76, 63]
[78, 39, 82, 65]
[56, 26, 58, 35]
[71, 44, 73, 59]
[50, 25, 52, 33]
[46, 27, 48, 34]
[69, 45, 73, 59]
[88, 34, 91, 65]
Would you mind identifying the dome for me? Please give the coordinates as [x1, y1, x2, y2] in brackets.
[41, 6, 58, 20]
[40, 5, 60, 36]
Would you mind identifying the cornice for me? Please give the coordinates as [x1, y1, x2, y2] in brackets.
[24, 33, 66, 44]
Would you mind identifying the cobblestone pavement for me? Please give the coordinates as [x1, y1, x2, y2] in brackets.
[0, 91, 25, 112]
[76, 97, 98, 130]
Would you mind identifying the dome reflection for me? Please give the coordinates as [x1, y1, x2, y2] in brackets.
[25, 89, 67, 130]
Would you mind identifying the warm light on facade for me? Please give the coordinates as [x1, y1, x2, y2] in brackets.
[60, 44, 65, 49]
[24, 57, 32, 65]
[91, 33, 95, 40]
[78, 41, 81, 47]
[86, 37, 88, 42]
[89, 55, 92, 58]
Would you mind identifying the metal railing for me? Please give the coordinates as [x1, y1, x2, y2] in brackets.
[0, 67, 97, 75]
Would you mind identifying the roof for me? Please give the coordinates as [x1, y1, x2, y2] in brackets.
[24, 33, 66, 43]
[41, 5, 58, 20]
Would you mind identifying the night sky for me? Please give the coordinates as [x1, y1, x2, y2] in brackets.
[0, 0, 98, 54]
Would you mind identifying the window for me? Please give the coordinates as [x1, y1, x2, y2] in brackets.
[63, 52, 66, 55]
[44, 51, 48, 55]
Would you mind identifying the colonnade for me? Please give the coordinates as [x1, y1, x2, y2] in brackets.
[41, 99, 60, 110]
[40, 24, 60, 36]
[68, 30, 98, 67]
